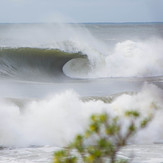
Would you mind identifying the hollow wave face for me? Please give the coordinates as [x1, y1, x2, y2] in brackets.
[0, 83, 163, 147]
[0, 48, 83, 81]
[0, 24, 108, 80]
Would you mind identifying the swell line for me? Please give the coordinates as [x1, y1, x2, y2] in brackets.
[0, 47, 84, 81]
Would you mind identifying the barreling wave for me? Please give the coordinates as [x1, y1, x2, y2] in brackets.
[0, 38, 163, 82]
[0, 47, 85, 81]
[1, 24, 162, 80]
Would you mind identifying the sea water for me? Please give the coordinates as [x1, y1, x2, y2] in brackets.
[0, 23, 163, 162]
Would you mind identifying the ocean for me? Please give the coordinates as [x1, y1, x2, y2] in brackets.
[0, 23, 163, 162]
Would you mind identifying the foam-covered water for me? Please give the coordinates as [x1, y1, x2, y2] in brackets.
[1, 144, 163, 163]
[0, 23, 163, 162]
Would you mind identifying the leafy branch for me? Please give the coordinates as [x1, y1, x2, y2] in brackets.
[53, 110, 152, 163]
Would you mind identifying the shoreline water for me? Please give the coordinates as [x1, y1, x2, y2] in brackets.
[1, 144, 163, 163]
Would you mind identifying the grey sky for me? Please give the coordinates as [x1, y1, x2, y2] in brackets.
[0, 0, 163, 23]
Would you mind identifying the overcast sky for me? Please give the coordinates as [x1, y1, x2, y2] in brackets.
[0, 0, 163, 23]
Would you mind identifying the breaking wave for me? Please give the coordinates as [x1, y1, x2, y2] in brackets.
[0, 47, 83, 81]
[0, 39, 163, 81]
[63, 39, 163, 78]
[0, 83, 163, 147]
[0, 24, 163, 80]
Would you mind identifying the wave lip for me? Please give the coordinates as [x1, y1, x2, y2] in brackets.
[63, 58, 91, 79]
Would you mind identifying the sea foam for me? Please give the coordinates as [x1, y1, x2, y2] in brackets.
[63, 38, 163, 78]
[0, 83, 163, 147]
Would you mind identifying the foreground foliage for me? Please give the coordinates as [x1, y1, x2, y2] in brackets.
[53, 110, 152, 163]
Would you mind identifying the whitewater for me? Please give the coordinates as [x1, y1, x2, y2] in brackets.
[0, 23, 163, 162]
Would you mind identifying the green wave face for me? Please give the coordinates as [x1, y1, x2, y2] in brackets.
[0, 48, 84, 81]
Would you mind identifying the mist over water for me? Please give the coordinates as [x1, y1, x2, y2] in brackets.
[0, 23, 163, 163]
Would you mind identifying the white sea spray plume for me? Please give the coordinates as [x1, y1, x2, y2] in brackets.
[63, 38, 163, 78]
[105, 39, 163, 77]
[0, 83, 163, 147]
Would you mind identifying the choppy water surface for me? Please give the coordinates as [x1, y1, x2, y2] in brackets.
[0, 145, 163, 163]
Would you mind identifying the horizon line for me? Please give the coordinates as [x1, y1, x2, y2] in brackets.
[0, 21, 163, 24]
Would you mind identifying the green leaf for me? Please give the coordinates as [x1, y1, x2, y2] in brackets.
[125, 110, 140, 118]
[99, 113, 108, 123]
